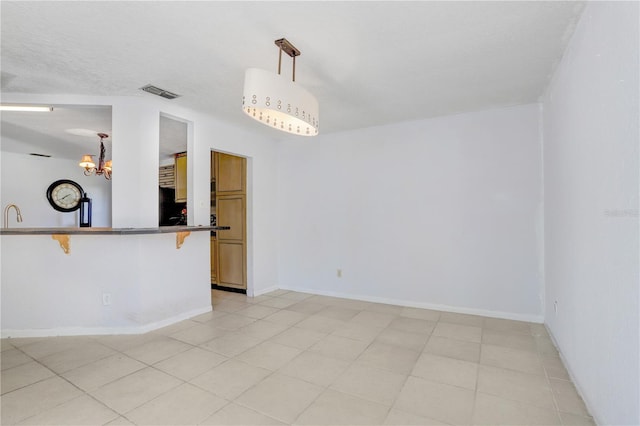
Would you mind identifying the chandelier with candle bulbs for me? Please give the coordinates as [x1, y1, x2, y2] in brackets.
[79, 133, 112, 180]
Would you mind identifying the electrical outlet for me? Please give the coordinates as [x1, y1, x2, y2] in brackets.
[337, 269, 342, 278]
[102, 293, 112, 306]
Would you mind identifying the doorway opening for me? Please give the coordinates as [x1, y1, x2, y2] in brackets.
[210, 150, 247, 296]
[158, 113, 189, 227]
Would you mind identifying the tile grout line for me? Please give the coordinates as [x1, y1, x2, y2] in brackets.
[2, 291, 592, 425]
[17, 351, 121, 425]
[470, 327, 484, 425]
[378, 327, 435, 424]
[288, 322, 383, 425]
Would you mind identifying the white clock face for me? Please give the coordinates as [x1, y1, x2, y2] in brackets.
[52, 183, 81, 209]
[47, 180, 84, 212]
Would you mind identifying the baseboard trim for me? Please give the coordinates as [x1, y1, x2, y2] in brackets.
[1, 305, 213, 338]
[253, 285, 279, 297]
[545, 325, 600, 425]
[278, 286, 544, 323]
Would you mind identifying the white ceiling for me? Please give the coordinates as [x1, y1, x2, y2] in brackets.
[0, 105, 113, 160]
[0, 106, 187, 162]
[1, 1, 585, 148]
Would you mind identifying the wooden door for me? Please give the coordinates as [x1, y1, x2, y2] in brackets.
[213, 151, 247, 290]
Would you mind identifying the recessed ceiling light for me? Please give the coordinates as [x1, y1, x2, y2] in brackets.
[0, 105, 53, 112]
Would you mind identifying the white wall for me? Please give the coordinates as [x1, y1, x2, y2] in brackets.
[188, 106, 281, 297]
[0, 93, 281, 295]
[0, 152, 111, 227]
[542, 2, 639, 425]
[278, 104, 544, 321]
[0, 232, 211, 335]
[1, 93, 280, 334]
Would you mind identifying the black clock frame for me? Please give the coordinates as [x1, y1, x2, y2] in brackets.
[46, 179, 85, 212]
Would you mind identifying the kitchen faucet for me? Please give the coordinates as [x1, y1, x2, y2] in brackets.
[4, 204, 23, 228]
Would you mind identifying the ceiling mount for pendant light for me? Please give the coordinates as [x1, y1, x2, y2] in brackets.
[242, 38, 319, 136]
[79, 133, 112, 180]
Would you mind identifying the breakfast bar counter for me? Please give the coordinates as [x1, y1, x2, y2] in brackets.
[1, 226, 220, 338]
[0, 225, 228, 235]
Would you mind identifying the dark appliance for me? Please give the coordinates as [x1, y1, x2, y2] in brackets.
[159, 187, 186, 226]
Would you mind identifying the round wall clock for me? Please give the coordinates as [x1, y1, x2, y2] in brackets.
[46, 179, 85, 212]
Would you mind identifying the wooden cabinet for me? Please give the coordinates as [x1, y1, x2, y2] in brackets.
[217, 195, 244, 241]
[210, 236, 217, 283]
[215, 152, 245, 194]
[175, 152, 187, 202]
[218, 242, 245, 288]
[210, 152, 216, 186]
[211, 151, 247, 290]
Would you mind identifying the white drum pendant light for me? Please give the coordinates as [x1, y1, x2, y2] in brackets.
[243, 38, 319, 136]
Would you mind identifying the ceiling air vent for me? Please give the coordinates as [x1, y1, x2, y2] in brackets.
[29, 153, 51, 157]
[140, 84, 181, 100]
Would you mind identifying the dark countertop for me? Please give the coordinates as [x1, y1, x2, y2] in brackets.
[0, 225, 229, 235]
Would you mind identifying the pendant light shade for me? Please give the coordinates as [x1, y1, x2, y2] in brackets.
[243, 68, 319, 136]
[79, 155, 96, 169]
[242, 38, 319, 136]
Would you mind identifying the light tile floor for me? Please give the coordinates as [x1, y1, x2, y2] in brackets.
[1, 290, 595, 425]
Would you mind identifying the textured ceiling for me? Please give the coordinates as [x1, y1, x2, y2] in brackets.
[1, 1, 585, 143]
